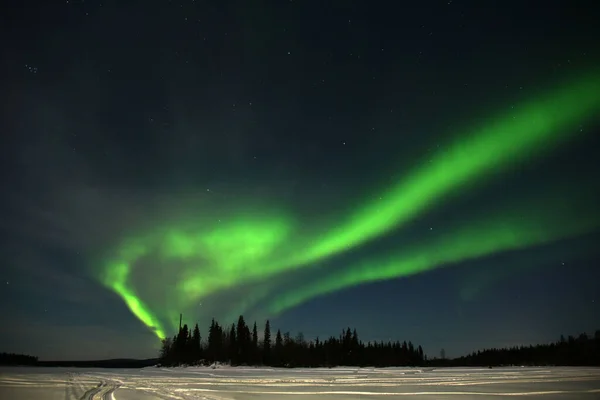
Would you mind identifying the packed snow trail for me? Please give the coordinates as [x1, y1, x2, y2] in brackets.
[1, 366, 600, 399]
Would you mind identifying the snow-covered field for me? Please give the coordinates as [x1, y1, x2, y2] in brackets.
[1, 366, 599, 399]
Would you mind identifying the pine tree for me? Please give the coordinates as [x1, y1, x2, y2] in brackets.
[244, 324, 251, 363]
[185, 328, 193, 364]
[175, 324, 189, 364]
[229, 323, 237, 364]
[192, 323, 201, 363]
[275, 329, 283, 366]
[237, 315, 248, 364]
[159, 338, 172, 365]
[217, 322, 225, 362]
[263, 320, 271, 365]
[207, 318, 216, 362]
[252, 321, 258, 364]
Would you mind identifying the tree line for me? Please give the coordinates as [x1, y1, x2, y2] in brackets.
[3, 324, 599, 367]
[159, 315, 425, 367]
[160, 316, 600, 368]
[433, 330, 600, 367]
[0, 352, 38, 365]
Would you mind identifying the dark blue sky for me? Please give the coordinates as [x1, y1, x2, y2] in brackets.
[1, 0, 599, 360]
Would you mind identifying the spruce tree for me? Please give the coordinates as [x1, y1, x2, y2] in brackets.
[263, 320, 271, 365]
[176, 324, 189, 364]
[252, 321, 258, 364]
[275, 329, 283, 366]
[236, 315, 248, 364]
[215, 322, 223, 362]
[229, 323, 237, 364]
[207, 318, 216, 362]
[159, 338, 172, 365]
[192, 323, 201, 363]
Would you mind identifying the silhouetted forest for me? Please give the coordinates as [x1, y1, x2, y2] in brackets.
[0, 352, 157, 368]
[3, 323, 599, 368]
[36, 358, 159, 368]
[159, 315, 425, 367]
[159, 315, 600, 367]
[435, 330, 600, 367]
[0, 352, 38, 365]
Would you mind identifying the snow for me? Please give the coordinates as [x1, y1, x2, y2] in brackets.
[1, 366, 599, 399]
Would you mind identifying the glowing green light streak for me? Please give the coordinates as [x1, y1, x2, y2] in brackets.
[98, 70, 600, 339]
[285, 71, 600, 268]
[194, 70, 600, 312]
[269, 199, 600, 314]
[169, 215, 293, 302]
[102, 259, 167, 340]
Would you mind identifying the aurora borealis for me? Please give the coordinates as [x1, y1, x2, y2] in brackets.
[98, 71, 600, 341]
[2, 0, 599, 361]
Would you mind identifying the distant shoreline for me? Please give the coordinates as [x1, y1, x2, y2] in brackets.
[0, 358, 158, 369]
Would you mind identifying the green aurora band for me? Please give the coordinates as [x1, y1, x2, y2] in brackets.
[288, 71, 600, 268]
[268, 194, 600, 314]
[178, 71, 600, 299]
[98, 71, 600, 339]
[101, 244, 168, 339]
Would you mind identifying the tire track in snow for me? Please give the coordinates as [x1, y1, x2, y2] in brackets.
[82, 380, 121, 400]
[24, 366, 600, 399]
[81, 381, 104, 399]
[64, 373, 88, 400]
[63, 374, 121, 400]
[101, 383, 119, 400]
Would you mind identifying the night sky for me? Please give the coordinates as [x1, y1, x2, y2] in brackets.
[1, 0, 600, 361]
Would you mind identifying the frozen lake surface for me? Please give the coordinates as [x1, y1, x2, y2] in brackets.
[1, 365, 599, 399]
